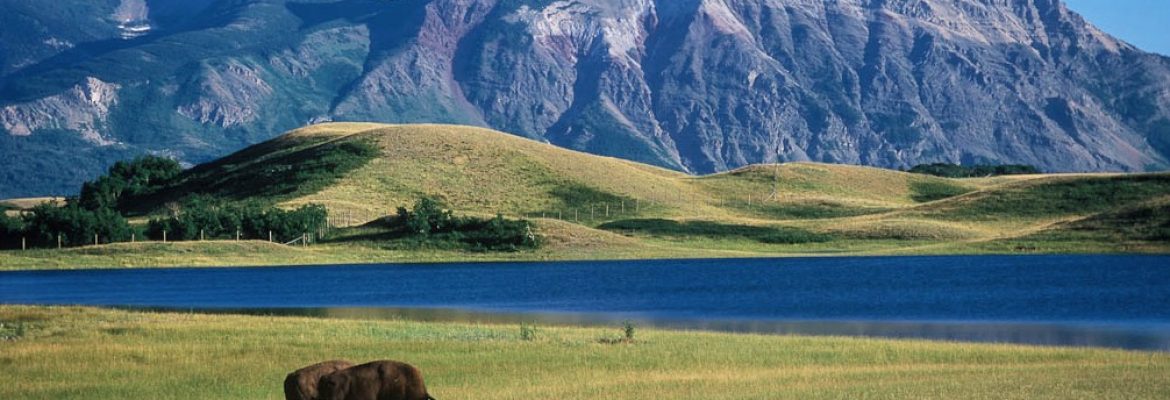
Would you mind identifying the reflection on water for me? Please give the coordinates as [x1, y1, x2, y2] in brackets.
[129, 306, 1170, 352]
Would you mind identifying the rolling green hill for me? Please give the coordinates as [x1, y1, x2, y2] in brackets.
[2, 122, 1167, 269]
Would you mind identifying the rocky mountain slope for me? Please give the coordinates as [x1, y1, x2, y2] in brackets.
[2, 0, 1169, 197]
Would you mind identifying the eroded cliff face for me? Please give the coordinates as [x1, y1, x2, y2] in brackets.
[2, 0, 1169, 196]
[0, 77, 121, 145]
[437, 0, 1170, 172]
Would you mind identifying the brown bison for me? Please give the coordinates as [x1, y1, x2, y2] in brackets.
[284, 360, 356, 400]
[318, 360, 436, 400]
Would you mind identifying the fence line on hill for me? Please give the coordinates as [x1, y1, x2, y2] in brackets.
[4, 190, 821, 251]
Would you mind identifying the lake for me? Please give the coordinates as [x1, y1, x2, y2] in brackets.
[2, 255, 1169, 351]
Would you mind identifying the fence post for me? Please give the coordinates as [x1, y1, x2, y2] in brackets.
[269, 231, 273, 242]
[200, 229, 204, 241]
[94, 234, 99, 246]
[57, 234, 62, 249]
[236, 230, 241, 241]
[302, 233, 307, 248]
[163, 230, 167, 243]
[21, 237, 25, 251]
[131, 233, 135, 243]
[606, 203, 609, 217]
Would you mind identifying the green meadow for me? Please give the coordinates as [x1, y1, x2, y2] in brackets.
[2, 306, 1167, 400]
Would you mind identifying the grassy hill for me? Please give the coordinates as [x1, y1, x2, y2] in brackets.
[2, 122, 1167, 268]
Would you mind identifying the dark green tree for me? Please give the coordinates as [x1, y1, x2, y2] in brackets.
[21, 201, 134, 247]
[0, 212, 23, 250]
[147, 198, 327, 243]
[398, 197, 453, 235]
[79, 155, 182, 211]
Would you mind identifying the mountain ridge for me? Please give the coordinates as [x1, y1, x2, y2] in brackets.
[2, 0, 1169, 197]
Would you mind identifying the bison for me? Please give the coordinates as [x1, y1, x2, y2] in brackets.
[318, 360, 435, 400]
[284, 360, 355, 400]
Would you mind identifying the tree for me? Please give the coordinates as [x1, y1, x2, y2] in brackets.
[398, 197, 453, 235]
[21, 201, 134, 247]
[147, 198, 327, 243]
[79, 155, 182, 211]
[0, 212, 22, 250]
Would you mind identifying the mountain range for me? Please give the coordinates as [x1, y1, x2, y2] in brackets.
[2, 0, 1170, 198]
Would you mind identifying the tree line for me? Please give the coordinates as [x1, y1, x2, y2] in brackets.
[388, 197, 539, 252]
[0, 156, 328, 250]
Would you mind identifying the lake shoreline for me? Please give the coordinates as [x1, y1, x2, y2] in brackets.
[5, 255, 1169, 352]
[1, 238, 1167, 271]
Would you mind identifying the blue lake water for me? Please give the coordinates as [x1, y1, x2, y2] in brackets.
[2, 255, 1169, 351]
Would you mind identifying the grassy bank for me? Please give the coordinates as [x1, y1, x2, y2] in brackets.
[1, 306, 1167, 399]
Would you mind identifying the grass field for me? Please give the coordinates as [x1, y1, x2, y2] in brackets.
[2, 306, 1167, 399]
[1, 123, 1167, 269]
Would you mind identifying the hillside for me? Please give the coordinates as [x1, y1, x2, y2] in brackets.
[70, 122, 1161, 266]
[150, 123, 989, 221]
[3, 0, 1170, 197]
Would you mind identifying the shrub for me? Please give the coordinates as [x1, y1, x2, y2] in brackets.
[910, 180, 973, 203]
[597, 219, 832, 244]
[909, 163, 1040, 178]
[623, 320, 636, 342]
[520, 322, 537, 341]
[387, 198, 540, 251]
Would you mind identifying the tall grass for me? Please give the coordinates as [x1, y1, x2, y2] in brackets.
[1, 306, 1167, 400]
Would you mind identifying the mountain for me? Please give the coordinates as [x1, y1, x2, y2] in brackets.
[3, 0, 1170, 198]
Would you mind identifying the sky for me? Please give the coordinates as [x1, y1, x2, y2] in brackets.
[1063, 0, 1170, 56]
